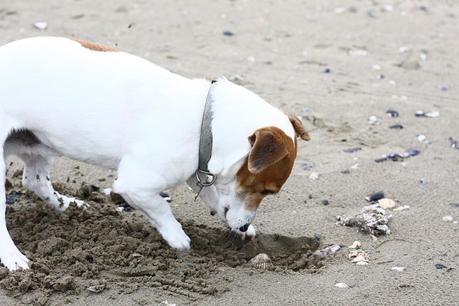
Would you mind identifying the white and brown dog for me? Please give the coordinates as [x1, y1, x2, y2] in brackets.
[0, 37, 309, 271]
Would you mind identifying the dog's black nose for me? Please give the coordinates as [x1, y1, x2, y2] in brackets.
[239, 224, 250, 232]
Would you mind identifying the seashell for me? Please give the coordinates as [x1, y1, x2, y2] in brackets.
[386, 109, 399, 117]
[348, 241, 361, 249]
[249, 253, 273, 270]
[391, 266, 406, 272]
[378, 198, 396, 209]
[33, 21, 48, 30]
[335, 282, 349, 289]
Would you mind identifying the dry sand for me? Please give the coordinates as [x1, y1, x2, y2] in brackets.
[0, 0, 458, 305]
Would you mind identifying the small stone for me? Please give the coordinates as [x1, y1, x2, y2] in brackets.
[435, 263, 448, 270]
[223, 31, 234, 36]
[343, 147, 362, 153]
[335, 282, 349, 289]
[314, 244, 341, 258]
[324, 68, 331, 73]
[391, 266, 406, 272]
[449, 137, 459, 149]
[309, 172, 319, 180]
[442, 215, 454, 222]
[33, 21, 48, 30]
[378, 198, 396, 209]
[397, 59, 421, 70]
[389, 124, 404, 129]
[348, 241, 361, 249]
[425, 111, 439, 118]
[366, 191, 385, 202]
[386, 109, 399, 117]
[368, 115, 378, 125]
[356, 261, 368, 266]
[449, 203, 459, 208]
[416, 134, 427, 142]
[321, 199, 330, 206]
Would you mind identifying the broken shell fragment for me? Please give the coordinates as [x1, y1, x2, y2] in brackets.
[393, 205, 410, 211]
[348, 241, 361, 249]
[378, 198, 396, 209]
[33, 21, 48, 30]
[442, 215, 454, 222]
[415, 110, 439, 118]
[249, 253, 273, 270]
[335, 282, 349, 289]
[368, 115, 378, 125]
[389, 124, 404, 129]
[386, 109, 399, 117]
[391, 266, 406, 272]
[314, 244, 341, 258]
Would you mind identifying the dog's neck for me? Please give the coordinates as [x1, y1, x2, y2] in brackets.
[206, 78, 295, 183]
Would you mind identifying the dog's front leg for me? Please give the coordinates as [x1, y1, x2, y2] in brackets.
[116, 190, 191, 251]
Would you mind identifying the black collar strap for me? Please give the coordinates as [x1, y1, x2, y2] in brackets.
[192, 80, 218, 197]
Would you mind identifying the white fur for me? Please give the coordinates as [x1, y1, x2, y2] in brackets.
[0, 37, 294, 270]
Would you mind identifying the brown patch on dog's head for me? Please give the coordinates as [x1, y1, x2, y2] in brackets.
[76, 39, 117, 52]
[288, 115, 310, 141]
[236, 127, 297, 210]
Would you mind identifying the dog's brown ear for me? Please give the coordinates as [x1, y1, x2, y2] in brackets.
[288, 115, 310, 141]
[248, 128, 289, 174]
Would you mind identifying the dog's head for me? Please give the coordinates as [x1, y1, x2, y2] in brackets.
[213, 115, 310, 232]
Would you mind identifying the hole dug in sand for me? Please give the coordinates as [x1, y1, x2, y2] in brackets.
[0, 195, 321, 303]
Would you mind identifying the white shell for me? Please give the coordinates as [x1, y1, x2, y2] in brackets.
[249, 253, 273, 270]
[335, 282, 349, 289]
[378, 198, 396, 209]
[33, 21, 48, 30]
[348, 241, 361, 249]
[391, 266, 406, 272]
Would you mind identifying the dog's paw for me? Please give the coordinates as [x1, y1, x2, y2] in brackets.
[53, 196, 88, 212]
[161, 226, 191, 251]
[0, 250, 29, 271]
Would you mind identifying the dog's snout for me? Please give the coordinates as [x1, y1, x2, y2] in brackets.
[239, 223, 250, 232]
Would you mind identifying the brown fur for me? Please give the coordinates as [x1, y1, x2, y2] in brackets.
[76, 39, 117, 52]
[288, 115, 310, 141]
[236, 127, 297, 210]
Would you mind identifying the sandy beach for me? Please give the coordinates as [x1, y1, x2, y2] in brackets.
[0, 0, 458, 305]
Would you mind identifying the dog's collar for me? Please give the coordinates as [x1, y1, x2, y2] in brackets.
[193, 79, 218, 197]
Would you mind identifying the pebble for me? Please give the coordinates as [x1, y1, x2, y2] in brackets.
[416, 134, 427, 143]
[223, 31, 234, 36]
[309, 172, 319, 180]
[449, 137, 458, 149]
[314, 244, 341, 258]
[348, 241, 361, 249]
[389, 124, 404, 129]
[449, 203, 459, 208]
[33, 21, 48, 30]
[391, 266, 406, 272]
[415, 110, 439, 118]
[442, 215, 454, 222]
[321, 199, 330, 206]
[368, 115, 378, 125]
[378, 198, 396, 209]
[335, 282, 349, 289]
[366, 191, 385, 202]
[386, 109, 399, 117]
[434, 263, 448, 270]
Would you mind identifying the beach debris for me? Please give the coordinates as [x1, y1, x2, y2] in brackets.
[309, 172, 319, 180]
[378, 198, 396, 209]
[314, 244, 341, 258]
[449, 203, 459, 208]
[375, 149, 420, 163]
[335, 282, 349, 289]
[249, 253, 273, 270]
[393, 205, 410, 211]
[6, 191, 22, 205]
[415, 110, 439, 118]
[368, 115, 378, 125]
[397, 59, 420, 70]
[434, 263, 449, 270]
[417, 134, 430, 144]
[386, 109, 399, 117]
[391, 266, 406, 272]
[323, 68, 331, 73]
[343, 147, 361, 153]
[86, 283, 106, 294]
[337, 204, 391, 236]
[33, 21, 48, 30]
[223, 31, 234, 36]
[321, 199, 330, 206]
[449, 137, 459, 149]
[349, 249, 369, 265]
[366, 191, 385, 202]
[389, 124, 404, 129]
[442, 215, 454, 222]
[348, 241, 361, 249]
